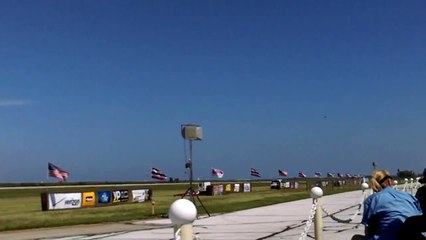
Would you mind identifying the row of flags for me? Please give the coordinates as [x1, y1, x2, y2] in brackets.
[251, 169, 360, 179]
[47, 163, 361, 182]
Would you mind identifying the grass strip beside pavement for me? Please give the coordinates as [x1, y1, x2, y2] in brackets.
[0, 180, 361, 231]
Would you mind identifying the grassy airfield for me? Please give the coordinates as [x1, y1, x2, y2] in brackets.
[0, 180, 361, 232]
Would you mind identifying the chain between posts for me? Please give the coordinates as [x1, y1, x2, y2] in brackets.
[299, 198, 318, 240]
[174, 228, 181, 240]
[320, 190, 366, 224]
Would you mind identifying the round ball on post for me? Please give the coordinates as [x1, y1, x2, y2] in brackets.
[310, 186, 323, 199]
[168, 199, 197, 225]
[404, 178, 408, 183]
[361, 182, 369, 190]
[393, 180, 398, 185]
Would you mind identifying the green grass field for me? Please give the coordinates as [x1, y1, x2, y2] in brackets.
[0, 179, 361, 232]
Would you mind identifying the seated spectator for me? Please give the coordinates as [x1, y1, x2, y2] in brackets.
[398, 168, 426, 240]
[415, 168, 426, 212]
[352, 169, 422, 240]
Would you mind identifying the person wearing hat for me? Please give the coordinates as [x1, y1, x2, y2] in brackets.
[352, 169, 422, 240]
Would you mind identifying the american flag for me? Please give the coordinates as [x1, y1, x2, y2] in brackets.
[250, 168, 261, 178]
[327, 172, 334, 177]
[298, 171, 307, 178]
[278, 170, 288, 177]
[314, 172, 322, 177]
[151, 167, 167, 181]
[211, 168, 224, 178]
[48, 162, 69, 181]
[337, 173, 343, 178]
[346, 173, 353, 178]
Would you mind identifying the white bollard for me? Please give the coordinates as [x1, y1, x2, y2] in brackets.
[311, 186, 323, 240]
[361, 182, 369, 191]
[169, 199, 197, 240]
[361, 182, 369, 200]
[393, 180, 398, 190]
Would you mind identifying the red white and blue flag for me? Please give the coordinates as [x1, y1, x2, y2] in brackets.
[151, 167, 167, 181]
[327, 172, 334, 177]
[278, 170, 288, 177]
[211, 168, 224, 178]
[337, 173, 343, 178]
[48, 162, 69, 181]
[314, 172, 322, 177]
[250, 168, 261, 178]
[298, 171, 307, 178]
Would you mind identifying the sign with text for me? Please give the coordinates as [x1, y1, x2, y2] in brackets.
[112, 190, 129, 203]
[131, 189, 149, 203]
[243, 183, 251, 192]
[48, 193, 81, 210]
[82, 192, 96, 207]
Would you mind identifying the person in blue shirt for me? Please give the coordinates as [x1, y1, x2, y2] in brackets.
[352, 169, 422, 240]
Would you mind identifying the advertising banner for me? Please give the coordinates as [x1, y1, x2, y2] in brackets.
[97, 191, 111, 204]
[112, 190, 129, 203]
[131, 189, 149, 203]
[233, 183, 240, 192]
[48, 193, 82, 210]
[225, 184, 231, 192]
[243, 183, 251, 192]
[213, 185, 224, 196]
[82, 192, 96, 207]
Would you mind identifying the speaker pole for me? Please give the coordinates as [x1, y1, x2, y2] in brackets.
[181, 124, 210, 217]
[189, 140, 195, 204]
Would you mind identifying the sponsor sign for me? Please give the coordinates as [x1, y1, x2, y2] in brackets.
[98, 191, 111, 204]
[213, 185, 224, 196]
[112, 190, 129, 203]
[243, 183, 251, 192]
[233, 183, 240, 192]
[82, 192, 96, 207]
[225, 184, 231, 192]
[48, 193, 82, 210]
[131, 189, 149, 203]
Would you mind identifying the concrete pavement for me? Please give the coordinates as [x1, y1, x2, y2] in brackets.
[0, 190, 366, 240]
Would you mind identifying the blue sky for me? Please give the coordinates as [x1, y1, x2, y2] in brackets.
[1, 1, 425, 182]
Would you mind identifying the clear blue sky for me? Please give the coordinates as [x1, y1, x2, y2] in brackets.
[1, 1, 425, 182]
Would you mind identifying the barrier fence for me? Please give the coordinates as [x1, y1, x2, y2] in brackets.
[169, 177, 423, 240]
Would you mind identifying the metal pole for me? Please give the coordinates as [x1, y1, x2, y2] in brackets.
[189, 140, 195, 204]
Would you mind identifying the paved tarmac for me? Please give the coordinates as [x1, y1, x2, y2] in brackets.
[0, 190, 367, 240]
